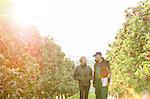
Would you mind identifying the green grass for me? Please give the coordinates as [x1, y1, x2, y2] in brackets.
[68, 93, 115, 99]
[68, 93, 95, 99]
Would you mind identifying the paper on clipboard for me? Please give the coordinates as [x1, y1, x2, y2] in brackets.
[101, 78, 108, 87]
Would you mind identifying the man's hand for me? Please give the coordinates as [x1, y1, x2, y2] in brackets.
[106, 73, 111, 78]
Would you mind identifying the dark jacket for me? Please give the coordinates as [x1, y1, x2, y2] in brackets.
[74, 65, 92, 86]
[93, 59, 111, 85]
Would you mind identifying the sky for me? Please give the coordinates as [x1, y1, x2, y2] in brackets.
[12, 0, 142, 58]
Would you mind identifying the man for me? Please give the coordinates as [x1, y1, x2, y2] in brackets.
[74, 56, 92, 99]
[93, 52, 111, 99]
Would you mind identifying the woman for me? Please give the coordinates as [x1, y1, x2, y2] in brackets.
[74, 56, 92, 99]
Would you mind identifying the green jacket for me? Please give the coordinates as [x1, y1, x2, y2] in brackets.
[93, 59, 111, 86]
[74, 65, 92, 86]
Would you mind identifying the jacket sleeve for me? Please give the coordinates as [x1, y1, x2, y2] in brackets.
[88, 66, 93, 80]
[107, 61, 110, 70]
[93, 64, 96, 85]
[74, 67, 81, 81]
[106, 61, 112, 83]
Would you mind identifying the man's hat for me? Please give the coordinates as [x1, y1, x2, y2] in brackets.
[93, 52, 102, 57]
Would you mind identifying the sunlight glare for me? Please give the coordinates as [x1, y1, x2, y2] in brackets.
[12, 0, 42, 25]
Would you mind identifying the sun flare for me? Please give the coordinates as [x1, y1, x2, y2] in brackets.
[12, 0, 42, 25]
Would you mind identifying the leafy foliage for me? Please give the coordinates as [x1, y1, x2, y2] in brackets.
[107, 0, 150, 96]
[0, 14, 78, 99]
[0, 17, 40, 97]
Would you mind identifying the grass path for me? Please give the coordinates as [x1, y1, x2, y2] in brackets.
[68, 93, 115, 99]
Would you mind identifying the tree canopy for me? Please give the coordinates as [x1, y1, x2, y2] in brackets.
[107, 0, 150, 97]
[0, 13, 78, 99]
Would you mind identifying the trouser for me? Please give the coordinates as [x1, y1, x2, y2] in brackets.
[79, 85, 90, 99]
[95, 78, 108, 99]
[95, 86, 108, 99]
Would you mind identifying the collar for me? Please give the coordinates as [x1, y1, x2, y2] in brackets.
[80, 64, 86, 67]
[96, 58, 104, 64]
